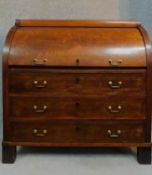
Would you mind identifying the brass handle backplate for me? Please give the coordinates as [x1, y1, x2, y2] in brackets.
[108, 59, 122, 66]
[108, 105, 122, 113]
[33, 105, 47, 113]
[108, 81, 122, 89]
[33, 58, 47, 65]
[33, 129, 48, 137]
[107, 129, 121, 138]
[33, 80, 47, 88]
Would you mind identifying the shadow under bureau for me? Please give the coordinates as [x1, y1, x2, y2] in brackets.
[2, 20, 152, 164]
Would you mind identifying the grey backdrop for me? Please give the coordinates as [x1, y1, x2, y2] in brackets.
[0, 0, 152, 138]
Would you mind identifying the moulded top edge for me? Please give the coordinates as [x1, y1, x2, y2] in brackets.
[15, 19, 141, 28]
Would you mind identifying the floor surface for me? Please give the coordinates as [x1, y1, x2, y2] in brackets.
[0, 141, 152, 175]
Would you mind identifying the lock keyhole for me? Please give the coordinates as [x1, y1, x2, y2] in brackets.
[76, 58, 80, 65]
[75, 102, 80, 108]
[75, 126, 80, 132]
[75, 77, 80, 84]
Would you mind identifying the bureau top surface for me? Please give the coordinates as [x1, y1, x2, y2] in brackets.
[15, 19, 141, 28]
[3, 20, 150, 67]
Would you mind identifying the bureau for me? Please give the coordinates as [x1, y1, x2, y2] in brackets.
[2, 20, 152, 164]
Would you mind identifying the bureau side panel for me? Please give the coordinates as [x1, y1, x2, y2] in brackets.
[138, 26, 152, 142]
[2, 26, 18, 141]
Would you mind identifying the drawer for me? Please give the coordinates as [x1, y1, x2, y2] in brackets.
[9, 69, 146, 97]
[9, 27, 146, 67]
[10, 121, 145, 143]
[10, 96, 145, 120]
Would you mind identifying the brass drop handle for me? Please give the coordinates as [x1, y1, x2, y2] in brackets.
[108, 59, 122, 66]
[108, 81, 122, 89]
[33, 129, 48, 137]
[33, 80, 47, 88]
[33, 58, 47, 65]
[108, 105, 122, 113]
[33, 105, 47, 113]
[107, 129, 121, 138]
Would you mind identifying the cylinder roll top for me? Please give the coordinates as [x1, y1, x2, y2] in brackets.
[7, 20, 146, 67]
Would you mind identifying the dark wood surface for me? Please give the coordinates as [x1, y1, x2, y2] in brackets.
[3, 26, 18, 141]
[137, 147, 151, 164]
[9, 68, 146, 120]
[2, 144, 16, 163]
[138, 26, 152, 143]
[10, 121, 145, 143]
[2, 20, 152, 163]
[3, 141, 152, 148]
[9, 69, 146, 97]
[9, 96, 145, 120]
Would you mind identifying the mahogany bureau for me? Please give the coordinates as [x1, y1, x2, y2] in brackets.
[2, 20, 152, 164]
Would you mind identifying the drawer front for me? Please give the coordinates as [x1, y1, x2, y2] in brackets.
[10, 97, 145, 120]
[9, 27, 146, 67]
[10, 121, 145, 143]
[9, 70, 146, 97]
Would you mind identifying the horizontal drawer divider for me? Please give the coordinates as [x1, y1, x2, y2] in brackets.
[10, 119, 145, 124]
[9, 94, 146, 98]
[10, 117, 146, 122]
[9, 67, 147, 73]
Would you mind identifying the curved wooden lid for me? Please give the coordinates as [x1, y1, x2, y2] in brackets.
[8, 26, 146, 67]
[15, 19, 141, 28]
